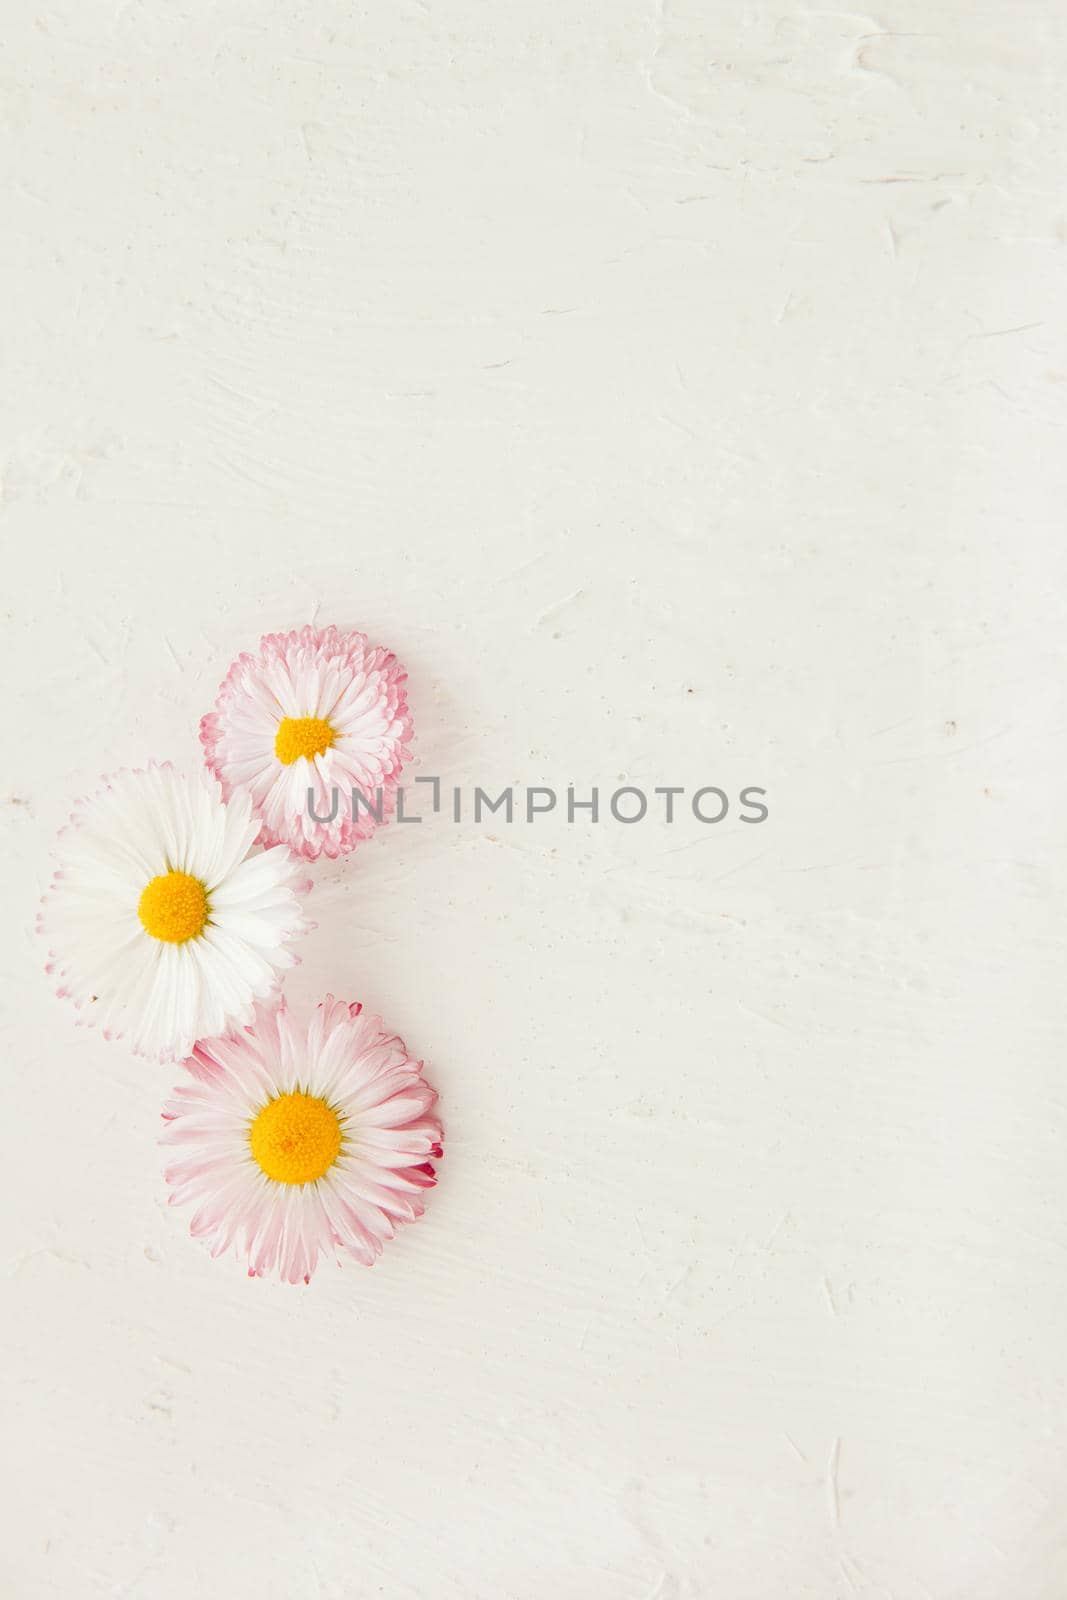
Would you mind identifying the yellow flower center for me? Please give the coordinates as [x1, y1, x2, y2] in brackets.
[274, 716, 335, 765]
[138, 870, 209, 943]
[249, 1092, 343, 1185]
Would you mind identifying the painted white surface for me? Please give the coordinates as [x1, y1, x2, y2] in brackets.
[3, 3, 1066, 1595]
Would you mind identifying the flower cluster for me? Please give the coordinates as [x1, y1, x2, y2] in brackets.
[40, 626, 441, 1284]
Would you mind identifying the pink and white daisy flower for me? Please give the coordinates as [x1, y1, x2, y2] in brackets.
[40, 764, 310, 1061]
[200, 625, 413, 861]
[161, 996, 443, 1283]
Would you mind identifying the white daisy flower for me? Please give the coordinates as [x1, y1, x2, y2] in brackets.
[40, 763, 311, 1061]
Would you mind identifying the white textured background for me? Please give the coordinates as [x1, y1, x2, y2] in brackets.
[3, 3, 1067, 1596]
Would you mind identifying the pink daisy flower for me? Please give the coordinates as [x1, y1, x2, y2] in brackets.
[200, 625, 412, 861]
[161, 996, 443, 1283]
